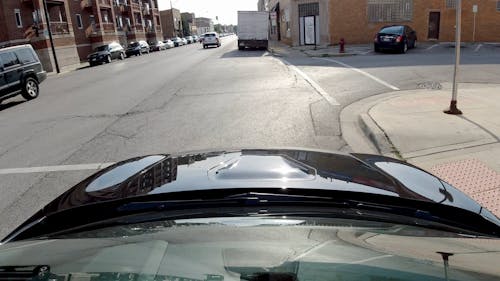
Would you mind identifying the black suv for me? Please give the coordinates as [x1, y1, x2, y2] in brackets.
[125, 41, 150, 57]
[0, 44, 47, 102]
[87, 42, 125, 66]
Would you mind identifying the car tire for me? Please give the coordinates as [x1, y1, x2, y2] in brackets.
[119, 52, 125, 60]
[402, 42, 408, 54]
[203, 45, 207, 49]
[106, 55, 112, 63]
[374, 45, 380, 53]
[413, 39, 417, 49]
[21, 77, 39, 100]
[238, 46, 244, 51]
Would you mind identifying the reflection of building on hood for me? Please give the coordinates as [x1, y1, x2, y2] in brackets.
[54, 156, 178, 210]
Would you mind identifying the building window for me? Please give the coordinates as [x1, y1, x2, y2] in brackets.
[125, 17, 131, 27]
[446, 0, 457, 9]
[298, 3, 319, 17]
[367, 0, 413, 22]
[14, 9, 22, 28]
[103, 13, 109, 23]
[76, 14, 83, 29]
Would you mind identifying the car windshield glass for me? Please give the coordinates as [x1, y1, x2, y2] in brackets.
[129, 42, 139, 47]
[95, 45, 108, 51]
[379, 26, 404, 34]
[2, 218, 499, 281]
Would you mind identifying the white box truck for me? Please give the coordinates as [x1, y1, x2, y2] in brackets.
[237, 11, 269, 50]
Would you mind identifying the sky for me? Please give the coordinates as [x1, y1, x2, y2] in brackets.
[158, 0, 258, 25]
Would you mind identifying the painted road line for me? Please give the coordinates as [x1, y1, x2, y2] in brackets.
[279, 58, 340, 106]
[0, 163, 115, 175]
[349, 255, 393, 265]
[426, 44, 439, 51]
[316, 57, 400, 91]
[474, 44, 483, 52]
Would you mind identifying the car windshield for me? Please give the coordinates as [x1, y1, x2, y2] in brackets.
[1, 1, 499, 280]
[1, 218, 499, 280]
[379, 26, 404, 34]
[95, 45, 109, 51]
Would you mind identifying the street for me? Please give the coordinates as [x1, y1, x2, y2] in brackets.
[1, 35, 499, 238]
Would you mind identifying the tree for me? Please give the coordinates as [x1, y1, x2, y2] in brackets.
[214, 24, 222, 34]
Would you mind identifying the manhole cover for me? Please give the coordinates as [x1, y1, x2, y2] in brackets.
[417, 81, 442, 90]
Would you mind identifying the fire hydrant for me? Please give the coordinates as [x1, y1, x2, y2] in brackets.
[339, 38, 346, 53]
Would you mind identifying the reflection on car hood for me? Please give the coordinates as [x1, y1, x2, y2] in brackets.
[34, 149, 497, 222]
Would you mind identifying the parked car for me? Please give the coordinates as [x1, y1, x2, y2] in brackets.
[0, 44, 47, 102]
[87, 42, 125, 66]
[203, 32, 221, 49]
[163, 39, 175, 49]
[125, 41, 150, 57]
[181, 38, 188, 45]
[198, 34, 205, 43]
[185, 36, 194, 44]
[374, 25, 417, 54]
[172, 37, 183, 47]
[192, 35, 199, 43]
[150, 41, 167, 52]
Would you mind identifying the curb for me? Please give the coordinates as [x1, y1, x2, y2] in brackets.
[339, 91, 404, 159]
[305, 52, 357, 57]
[358, 112, 402, 159]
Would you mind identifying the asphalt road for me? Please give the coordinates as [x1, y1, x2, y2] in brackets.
[0, 36, 343, 238]
[1, 36, 499, 239]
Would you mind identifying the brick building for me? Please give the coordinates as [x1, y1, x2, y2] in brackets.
[0, 0, 163, 72]
[181, 12, 197, 36]
[267, 0, 500, 46]
[160, 8, 182, 38]
[194, 17, 214, 35]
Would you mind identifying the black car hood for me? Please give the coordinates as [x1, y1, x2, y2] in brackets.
[33, 149, 497, 220]
[4, 149, 499, 242]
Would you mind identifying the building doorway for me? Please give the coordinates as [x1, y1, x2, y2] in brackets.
[299, 2, 319, 46]
[428, 11, 440, 40]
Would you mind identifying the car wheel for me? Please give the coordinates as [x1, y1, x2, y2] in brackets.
[374, 46, 380, 53]
[106, 55, 112, 63]
[21, 77, 39, 100]
[119, 52, 125, 60]
[238, 46, 244, 51]
[402, 42, 408, 54]
[413, 39, 417, 49]
[203, 45, 207, 49]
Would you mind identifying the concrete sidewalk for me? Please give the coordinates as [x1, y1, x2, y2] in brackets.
[342, 83, 500, 216]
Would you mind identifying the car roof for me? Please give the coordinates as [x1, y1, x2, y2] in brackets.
[0, 44, 34, 53]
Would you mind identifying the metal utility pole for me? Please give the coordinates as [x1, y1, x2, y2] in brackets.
[42, 0, 60, 73]
[445, 0, 462, 115]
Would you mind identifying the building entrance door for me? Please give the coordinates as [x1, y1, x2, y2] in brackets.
[428, 12, 440, 40]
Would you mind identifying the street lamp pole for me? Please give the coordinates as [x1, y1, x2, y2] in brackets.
[42, 0, 60, 73]
[445, 0, 462, 115]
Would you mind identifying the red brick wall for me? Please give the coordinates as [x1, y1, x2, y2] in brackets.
[0, 1, 37, 45]
[329, 0, 500, 44]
